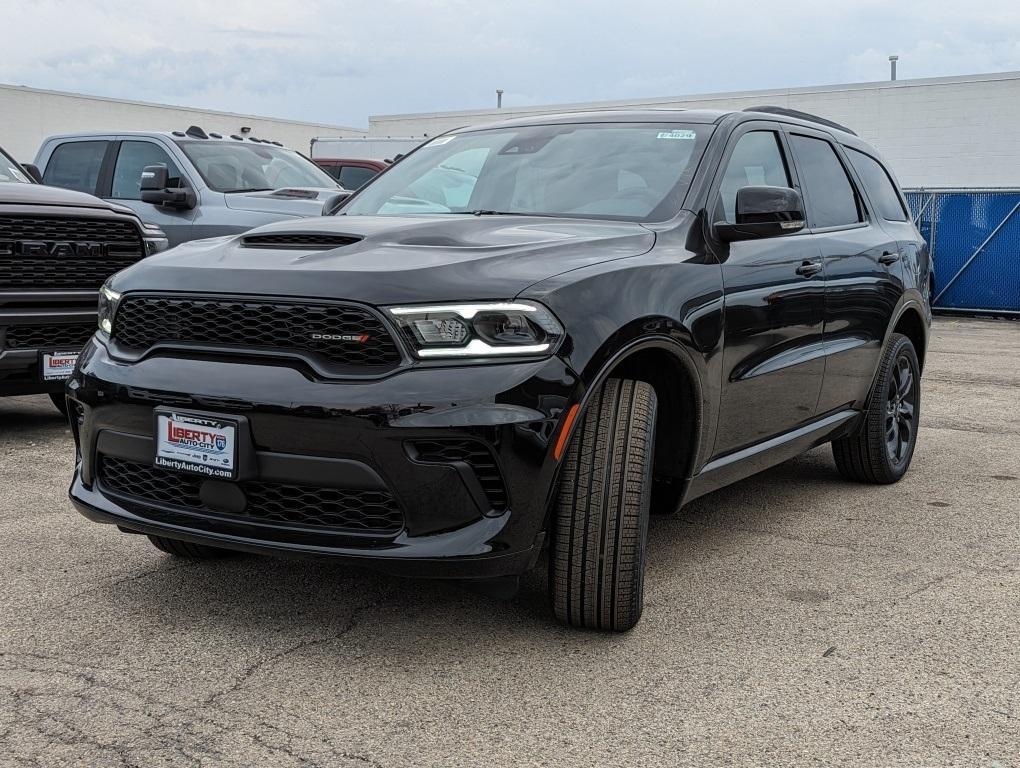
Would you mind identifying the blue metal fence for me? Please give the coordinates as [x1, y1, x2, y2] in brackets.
[905, 189, 1020, 314]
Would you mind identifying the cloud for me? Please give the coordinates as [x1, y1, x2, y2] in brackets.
[2, 0, 1020, 127]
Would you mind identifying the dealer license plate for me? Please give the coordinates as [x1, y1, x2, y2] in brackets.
[154, 410, 238, 480]
[40, 350, 80, 381]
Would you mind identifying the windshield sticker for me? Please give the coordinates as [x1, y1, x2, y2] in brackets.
[656, 130, 697, 140]
[426, 136, 457, 147]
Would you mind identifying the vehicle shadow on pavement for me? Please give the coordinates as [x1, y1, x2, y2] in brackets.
[77, 449, 848, 654]
[0, 399, 69, 432]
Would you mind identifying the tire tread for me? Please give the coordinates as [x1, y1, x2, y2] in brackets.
[551, 378, 656, 631]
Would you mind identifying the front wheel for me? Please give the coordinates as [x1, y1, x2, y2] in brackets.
[549, 378, 657, 632]
[832, 333, 921, 484]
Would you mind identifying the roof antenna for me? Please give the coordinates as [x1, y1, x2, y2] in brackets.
[889, 55, 899, 81]
[496, 89, 504, 109]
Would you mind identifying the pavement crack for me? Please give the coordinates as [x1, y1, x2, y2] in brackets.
[203, 586, 397, 709]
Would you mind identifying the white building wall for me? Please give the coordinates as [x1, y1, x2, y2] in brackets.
[368, 72, 1020, 189]
[0, 84, 366, 162]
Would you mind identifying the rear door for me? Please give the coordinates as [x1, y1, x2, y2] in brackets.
[106, 138, 198, 247]
[783, 127, 904, 413]
[711, 121, 827, 456]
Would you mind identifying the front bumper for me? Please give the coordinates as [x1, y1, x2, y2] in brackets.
[0, 299, 96, 396]
[67, 337, 582, 578]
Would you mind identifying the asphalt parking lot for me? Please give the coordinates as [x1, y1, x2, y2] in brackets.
[1, 317, 1017, 767]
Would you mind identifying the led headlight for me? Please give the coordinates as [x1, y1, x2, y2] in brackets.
[97, 283, 122, 335]
[386, 301, 564, 359]
[141, 222, 170, 255]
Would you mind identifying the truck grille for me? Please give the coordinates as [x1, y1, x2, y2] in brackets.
[4, 322, 95, 350]
[99, 456, 405, 535]
[0, 216, 144, 289]
[112, 296, 402, 371]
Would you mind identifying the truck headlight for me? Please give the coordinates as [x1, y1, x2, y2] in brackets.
[385, 301, 564, 359]
[141, 222, 170, 255]
[97, 283, 122, 335]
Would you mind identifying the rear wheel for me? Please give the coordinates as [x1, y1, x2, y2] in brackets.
[832, 333, 921, 484]
[549, 378, 657, 632]
[147, 535, 235, 559]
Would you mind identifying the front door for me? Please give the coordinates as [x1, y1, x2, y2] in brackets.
[711, 123, 826, 457]
[107, 139, 197, 247]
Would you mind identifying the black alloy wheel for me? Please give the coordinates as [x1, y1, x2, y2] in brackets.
[832, 332, 921, 484]
[885, 355, 917, 466]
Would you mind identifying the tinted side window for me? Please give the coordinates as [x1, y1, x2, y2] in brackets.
[319, 163, 342, 180]
[338, 165, 378, 190]
[717, 131, 791, 222]
[43, 141, 107, 194]
[846, 148, 907, 221]
[112, 141, 183, 199]
[789, 135, 861, 228]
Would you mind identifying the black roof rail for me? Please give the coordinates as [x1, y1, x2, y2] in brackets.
[185, 125, 209, 139]
[741, 106, 857, 136]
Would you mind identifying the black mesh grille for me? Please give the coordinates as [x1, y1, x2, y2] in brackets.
[4, 322, 95, 350]
[411, 439, 508, 511]
[112, 296, 402, 371]
[0, 216, 143, 289]
[99, 456, 404, 535]
[242, 233, 361, 249]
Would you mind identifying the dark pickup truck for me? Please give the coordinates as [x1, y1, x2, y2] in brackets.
[1, 144, 168, 413]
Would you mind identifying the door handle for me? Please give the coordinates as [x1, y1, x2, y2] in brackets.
[879, 251, 901, 266]
[795, 260, 823, 277]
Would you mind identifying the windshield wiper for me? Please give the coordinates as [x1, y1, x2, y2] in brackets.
[468, 209, 516, 216]
[222, 188, 272, 193]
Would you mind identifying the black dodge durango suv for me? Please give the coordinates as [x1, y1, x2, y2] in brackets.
[67, 108, 931, 631]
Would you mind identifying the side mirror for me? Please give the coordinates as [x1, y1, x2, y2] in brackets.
[715, 186, 806, 243]
[140, 164, 168, 191]
[21, 163, 43, 183]
[140, 164, 196, 210]
[323, 190, 353, 216]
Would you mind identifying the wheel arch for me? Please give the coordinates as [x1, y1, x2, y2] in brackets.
[558, 335, 708, 514]
[889, 300, 929, 372]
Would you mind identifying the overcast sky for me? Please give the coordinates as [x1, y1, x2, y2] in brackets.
[2, 0, 1020, 128]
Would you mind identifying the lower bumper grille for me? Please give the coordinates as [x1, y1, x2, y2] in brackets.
[410, 439, 508, 512]
[98, 456, 404, 535]
[4, 323, 95, 350]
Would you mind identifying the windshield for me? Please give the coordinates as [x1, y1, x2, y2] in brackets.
[344, 122, 713, 222]
[0, 149, 32, 184]
[178, 141, 339, 193]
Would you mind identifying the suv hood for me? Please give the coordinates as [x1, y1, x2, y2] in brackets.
[222, 187, 347, 217]
[110, 214, 657, 305]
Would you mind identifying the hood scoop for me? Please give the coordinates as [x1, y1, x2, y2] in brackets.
[241, 233, 362, 250]
[269, 188, 321, 199]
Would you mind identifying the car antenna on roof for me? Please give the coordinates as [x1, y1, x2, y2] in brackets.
[185, 125, 209, 139]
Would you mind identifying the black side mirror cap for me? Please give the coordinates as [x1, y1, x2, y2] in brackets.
[140, 164, 196, 210]
[21, 163, 43, 184]
[715, 186, 806, 243]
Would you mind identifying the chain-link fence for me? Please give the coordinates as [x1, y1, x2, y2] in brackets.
[905, 189, 1020, 315]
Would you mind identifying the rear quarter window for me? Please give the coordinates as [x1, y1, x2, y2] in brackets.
[846, 148, 908, 222]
